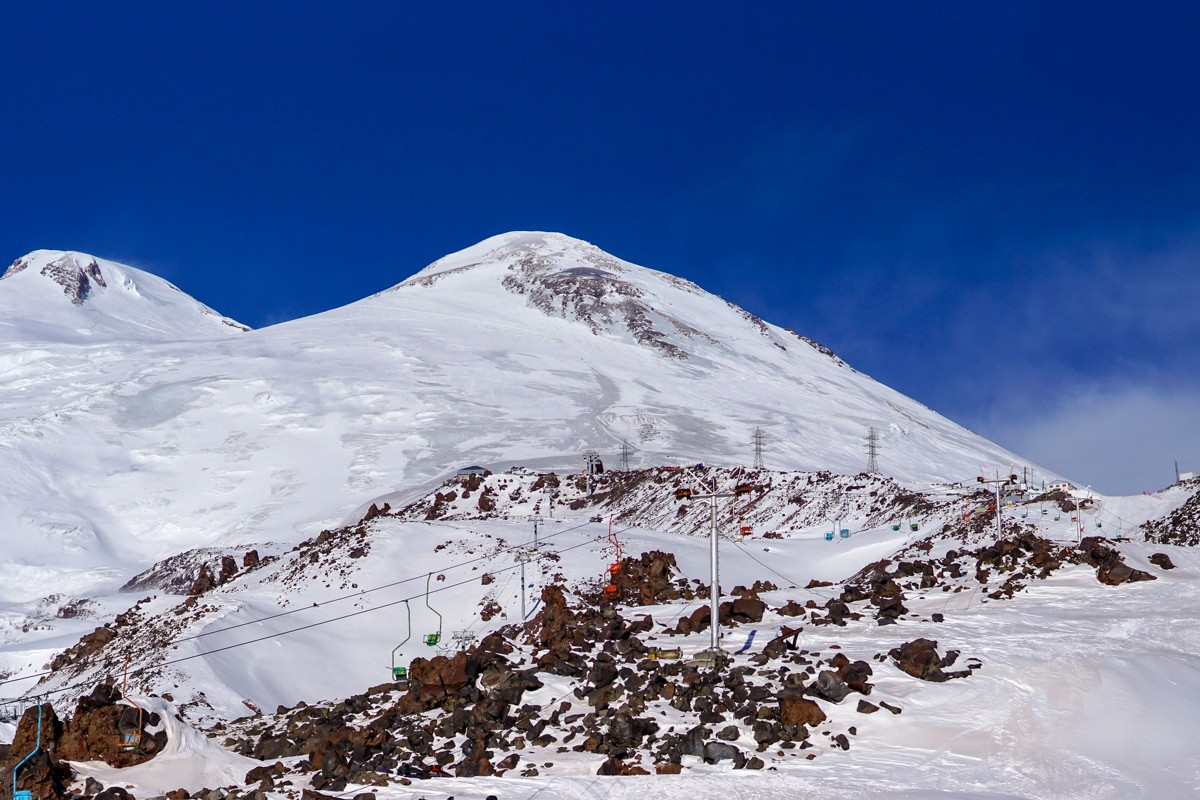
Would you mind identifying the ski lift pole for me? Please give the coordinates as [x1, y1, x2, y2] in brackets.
[977, 472, 1018, 539]
[519, 553, 527, 621]
[708, 496, 719, 652]
[693, 490, 733, 654]
[1076, 486, 1091, 544]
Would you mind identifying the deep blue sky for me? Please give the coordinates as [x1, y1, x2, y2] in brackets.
[3, 2, 1198, 494]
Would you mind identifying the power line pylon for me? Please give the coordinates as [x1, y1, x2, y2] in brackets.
[752, 427, 766, 470]
[866, 427, 880, 473]
[620, 439, 632, 472]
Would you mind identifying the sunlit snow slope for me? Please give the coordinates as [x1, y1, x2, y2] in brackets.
[0, 233, 1040, 600]
[1, 250, 247, 342]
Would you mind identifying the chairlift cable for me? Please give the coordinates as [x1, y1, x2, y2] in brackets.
[0, 517, 625, 693]
[167, 517, 600, 645]
[0, 534, 611, 700]
[727, 537, 839, 601]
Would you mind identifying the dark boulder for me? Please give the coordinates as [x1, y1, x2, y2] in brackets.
[778, 690, 826, 727]
[1149, 553, 1175, 570]
[702, 741, 740, 764]
[888, 638, 971, 682]
[805, 670, 850, 703]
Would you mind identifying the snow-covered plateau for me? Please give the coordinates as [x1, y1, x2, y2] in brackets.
[0, 233, 1196, 799]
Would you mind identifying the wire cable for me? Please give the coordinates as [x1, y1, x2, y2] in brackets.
[169, 517, 598, 645]
[1, 533, 608, 701]
[0, 520, 620, 695]
[1, 517, 650, 697]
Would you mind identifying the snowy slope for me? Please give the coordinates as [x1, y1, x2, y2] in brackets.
[0, 233, 1052, 607]
[1, 250, 247, 342]
[5, 467, 1196, 799]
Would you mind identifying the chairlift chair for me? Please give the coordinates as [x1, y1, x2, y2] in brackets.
[118, 658, 147, 754]
[839, 529, 850, 539]
[824, 531, 834, 541]
[891, 523, 901, 531]
[12, 701, 43, 800]
[423, 573, 444, 647]
[117, 705, 145, 753]
[391, 600, 412, 685]
[910, 522, 919, 531]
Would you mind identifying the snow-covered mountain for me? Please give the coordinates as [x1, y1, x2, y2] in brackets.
[0, 235, 1197, 797]
[1, 250, 248, 342]
[0, 233, 1046, 602]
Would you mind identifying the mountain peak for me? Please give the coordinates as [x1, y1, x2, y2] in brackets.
[5, 250, 110, 305]
[390, 232, 729, 359]
[401, 231, 624, 284]
[1, 249, 249, 341]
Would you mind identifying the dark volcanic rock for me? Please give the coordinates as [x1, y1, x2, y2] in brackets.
[702, 741, 741, 764]
[805, 670, 850, 703]
[1149, 553, 1175, 570]
[888, 639, 970, 682]
[778, 690, 826, 728]
[1076, 537, 1156, 586]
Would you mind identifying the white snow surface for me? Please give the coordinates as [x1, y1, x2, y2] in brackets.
[0, 233, 1044, 598]
[1, 233, 1197, 798]
[27, 507, 1200, 798]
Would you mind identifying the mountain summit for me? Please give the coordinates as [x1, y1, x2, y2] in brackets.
[1, 250, 248, 341]
[317, 231, 1032, 484]
[395, 232, 721, 360]
[389, 231, 820, 362]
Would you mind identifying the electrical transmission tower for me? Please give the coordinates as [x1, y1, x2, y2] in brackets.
[866, 427, 880, 473]
[620, 439, 632, 472]
[752, 427, 766, 470]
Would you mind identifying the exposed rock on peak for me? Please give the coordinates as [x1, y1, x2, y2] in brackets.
[6, 251, 107, 305]
[0, 249, 249, 340]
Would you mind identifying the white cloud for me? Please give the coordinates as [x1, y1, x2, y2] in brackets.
[983, 383, 1200, 495]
